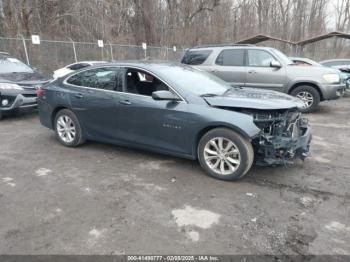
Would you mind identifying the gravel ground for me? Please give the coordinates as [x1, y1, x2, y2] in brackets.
[0, 95, 349, 255]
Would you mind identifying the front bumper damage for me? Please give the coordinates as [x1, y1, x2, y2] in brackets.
[251, 111, 312, 166]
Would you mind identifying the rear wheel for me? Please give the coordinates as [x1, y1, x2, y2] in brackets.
[54, 109, 85, 147]
[290, 85, 320, 113]
[198, 128, 254, 181]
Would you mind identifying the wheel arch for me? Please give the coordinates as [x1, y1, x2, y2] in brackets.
[193, 124, 254, 160]
[51, 106, 69, 128]
[288, 82, 324, 101]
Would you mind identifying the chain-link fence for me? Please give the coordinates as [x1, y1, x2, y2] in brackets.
[0, 37, 186, 74]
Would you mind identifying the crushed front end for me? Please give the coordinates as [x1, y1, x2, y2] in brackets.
[246, 109, 312, 166]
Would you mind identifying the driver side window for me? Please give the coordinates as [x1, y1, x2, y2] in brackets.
[247, 50, 275, 67]
[124, 69, 170, 96]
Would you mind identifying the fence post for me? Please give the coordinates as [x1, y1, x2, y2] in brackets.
[69, 38, 78, 62]
[109, 42, 114, 61]
[19, 34, 30, 65]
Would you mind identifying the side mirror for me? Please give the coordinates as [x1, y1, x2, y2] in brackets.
[152, 90, 179, 101]
[270, 60, 282, 68]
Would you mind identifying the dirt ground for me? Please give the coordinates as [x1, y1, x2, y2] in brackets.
[0, 95, 349, 255]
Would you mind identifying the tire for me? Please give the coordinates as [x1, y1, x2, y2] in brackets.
[290, 85, 320, 113]
[54, 109, 85, 147]
[198, 128, 254, 181]
[0, 111, 3, 120]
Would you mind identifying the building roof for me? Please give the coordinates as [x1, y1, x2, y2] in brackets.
[233, 31, 350, 46]
[235, 34, 295, 45]
[296, 31, 350, 46]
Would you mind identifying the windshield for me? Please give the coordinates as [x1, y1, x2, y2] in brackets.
[0, 57, 33, 73]
[157, 65, 231, 96]
[270, 49, 294, 65]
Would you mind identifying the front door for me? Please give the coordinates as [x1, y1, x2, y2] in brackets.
[115, 68, 190, 155]
[245, 49, 286, 91]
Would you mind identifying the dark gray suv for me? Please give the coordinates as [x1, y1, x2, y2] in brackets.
[182, 45, 346, 112]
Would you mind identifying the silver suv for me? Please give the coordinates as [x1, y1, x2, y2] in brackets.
[181, 45, 345, 112]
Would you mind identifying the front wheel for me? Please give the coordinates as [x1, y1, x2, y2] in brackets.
[54, 109, 85, 147]
[198, 128, 254, 181]
[290, 85, 320, 113]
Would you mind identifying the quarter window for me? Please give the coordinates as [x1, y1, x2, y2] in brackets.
[215, 49, 244, 66]
[67, 67, 124, 91]
[247, 50, 275, 67]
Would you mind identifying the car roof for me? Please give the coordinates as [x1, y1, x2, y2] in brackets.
[72, 61, 106, 65]
[89, 60, 180, 67]
[320, 59, 350, 63]
[187, 44, 273, 51]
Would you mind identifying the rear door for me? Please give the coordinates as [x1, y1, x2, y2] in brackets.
[245, 49, 286, 91]
[64, 67, 124, 139]
[206, 49, 246, 87]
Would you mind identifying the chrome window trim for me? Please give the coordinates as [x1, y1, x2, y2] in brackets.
[63, 65, 187, 103]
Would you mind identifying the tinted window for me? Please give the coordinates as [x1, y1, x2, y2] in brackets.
[68, 63, 90, 70]
[215, 49, 244, 66]
[0, 56, 33, 73]
[67, 67, 123, 91]
[248, 50, 275, 67]
[181, 50, 212, 65]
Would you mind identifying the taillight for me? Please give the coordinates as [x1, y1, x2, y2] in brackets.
[37, 88, 44, 98]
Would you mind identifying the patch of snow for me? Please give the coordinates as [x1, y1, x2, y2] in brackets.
[172, 205, 220, 229]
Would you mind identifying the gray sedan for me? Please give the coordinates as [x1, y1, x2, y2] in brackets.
[37, 62, 311, 181]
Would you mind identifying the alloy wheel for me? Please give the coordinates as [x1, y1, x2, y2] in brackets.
[203, 137, 241, 175]
[296, 91, 314, 108]
[56, 115, 76, 143]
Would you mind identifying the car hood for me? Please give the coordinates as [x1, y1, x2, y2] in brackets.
[287, 64, 339, 76]
[0, 71, 51, 87]
[204, 88, 305, 110]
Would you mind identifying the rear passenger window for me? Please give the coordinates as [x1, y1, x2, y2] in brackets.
[215, 49, 244, 66]
[67, 67, 124, 91]
[181, 50, 212, 65]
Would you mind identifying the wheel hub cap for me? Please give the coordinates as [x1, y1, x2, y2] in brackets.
[56, 115, 76, 143]
[204, 137, 241, 175]
[296, 91, 313, 107]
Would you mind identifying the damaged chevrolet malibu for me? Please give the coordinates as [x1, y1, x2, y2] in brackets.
[38, 62, 311, 180]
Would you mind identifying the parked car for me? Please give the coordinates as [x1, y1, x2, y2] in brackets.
[181, 45, 346, 113]
[319, 59, 350, 90]
[289, 57, 323, 67]
[0, 52, 50, 119]
[37, 62, 311, 181]
[53, 61, 106, 78]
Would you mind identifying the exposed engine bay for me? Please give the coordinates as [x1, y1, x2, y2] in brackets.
[246, 109, 311, 165]
[219, 107, 312, 166]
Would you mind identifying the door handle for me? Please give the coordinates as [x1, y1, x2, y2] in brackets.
[211, 69, 218, 73]
[119, 100, 131, 105]
[248, 70, 257, 74]
[74, 93, 84, 99]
